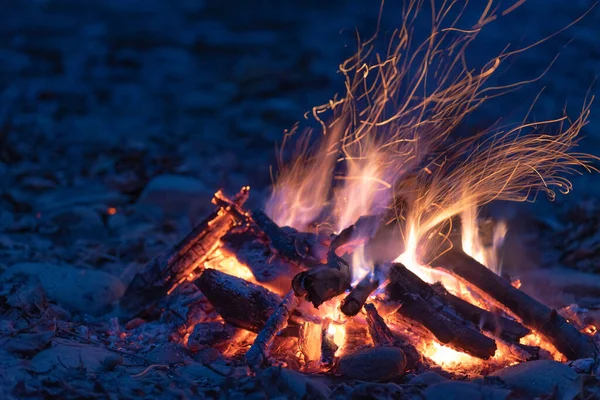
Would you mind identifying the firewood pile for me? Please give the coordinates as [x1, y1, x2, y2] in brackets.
[120, 187, 599, 385]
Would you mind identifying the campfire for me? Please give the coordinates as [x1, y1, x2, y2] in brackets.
[121, 0, 598, 382]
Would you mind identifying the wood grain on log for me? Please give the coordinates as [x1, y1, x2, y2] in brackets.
[120, 187, 249, 315]
[221, 228, 298, 292]
[246, 290, 299, 371]
[195, 268, 281, 332]
[251, 209, 322, 267]
[386, 263, 497, 359]
[423, 247, 598, 360]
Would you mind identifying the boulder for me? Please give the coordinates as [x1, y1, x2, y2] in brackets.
[137, 174, 212, 219]
[1, 263, 124, 315]
[29, 339, 123, 373]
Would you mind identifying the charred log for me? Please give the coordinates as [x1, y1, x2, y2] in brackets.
[187, 322, 238, 352]
[364, 303, 423, 370]
[120, 187, 250, 315]
[423, 246, 598, 360]
[387, 263, 497, 359]
[251, 209, 322, 267]
[246, 291, 299, 371]
[341, 270, 380, 316]
[292, 262, 351, 308]
[292, 217, 379, 308]
[430, 282, 530, 342]
[194, 269, 281, 332]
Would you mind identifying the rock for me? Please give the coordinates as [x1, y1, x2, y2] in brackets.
[423, 381, 513, 400]
[568, 358, 596, 374]
[137, 174, 212, 219]
[336, 347, 407, 382]
[491, 360, 581, 400]
[345, 382, 406, 399]
[35, 188, 126, 213]
[1, 331, 55, 357]
[257, 367, 330, 399]
[1, 263, 125, 315]
[1, 274, 47, 314]
[409, 371, 449, 386]
[177, 363, 226, 387]
[193, 347, 221, 364]
[30, 338, 123, 373]
[144, 343, 188, 364]
[41, 206, 106, 240]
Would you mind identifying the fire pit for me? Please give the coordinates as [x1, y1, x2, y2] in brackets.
[3, 1, 599, 398]
[118, 2, 599, 395]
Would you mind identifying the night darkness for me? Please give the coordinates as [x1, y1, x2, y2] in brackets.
[1, 1, 600, 399]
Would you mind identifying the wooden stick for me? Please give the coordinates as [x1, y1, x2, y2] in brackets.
[364, 303, 423, 370]
[423, 246, 598, 360]
[341, 271, 380, 316]
[430, 282, 530, 342]
[251, 209, 322, 267]
[387, 263, 497, 359]
[291, 216, 380, 308]
[245, 291, 299, 371]
[120, 187, 249, 315]
[194, 269, 282, 332]
[292, 262, 351, 308]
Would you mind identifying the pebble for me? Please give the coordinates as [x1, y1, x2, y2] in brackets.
[336, 347, 407, 382]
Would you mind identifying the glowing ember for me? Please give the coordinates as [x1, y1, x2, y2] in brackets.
[204, 248, 256, 283]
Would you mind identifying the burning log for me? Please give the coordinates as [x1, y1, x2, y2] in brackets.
[194, 269, 281, 332]
[364, 303, 423, 370]
[423, 247, 598, 360]
[246, 291, 299, 371]
[292, 262, 351, 308]
[298, 322, 322, 363]
[121, 187, 250, 315]
[220, 228, 298, 291]
[430, 282, 530, 342]
[251, 209, 322, 267]
[341, 270, 380, 316]
[320, 322, 339, 368]
[292, 217, 376, 307]
[387, 263, 497, 359]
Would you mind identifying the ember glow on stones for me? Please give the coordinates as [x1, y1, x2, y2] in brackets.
[121, 0, 599, 378]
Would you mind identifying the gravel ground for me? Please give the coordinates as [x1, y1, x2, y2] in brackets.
[0, 0, 599, 398]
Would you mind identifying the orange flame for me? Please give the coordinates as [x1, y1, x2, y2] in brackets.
[264, 0, 597, 370]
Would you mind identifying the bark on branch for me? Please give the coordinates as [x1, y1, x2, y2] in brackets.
[422, 246, 598, 360]
[386, 263, 497, 359]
